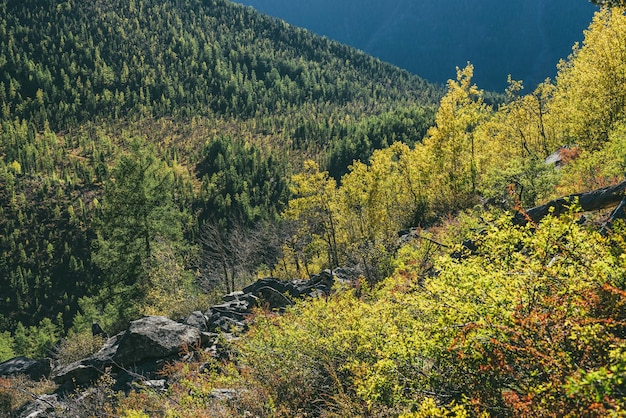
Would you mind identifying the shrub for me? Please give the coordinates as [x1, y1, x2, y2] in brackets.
[54, 330, 106, 366]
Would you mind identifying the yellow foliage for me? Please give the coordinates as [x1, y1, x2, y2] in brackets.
[55, 330, 105, 366]
[400, 397, 478, 418]
[120, 410, 150, 418]
[420, 64, 492, 212]
[557, 121, 626, 195]
[236, 211, 626, 415]
[283, 160, 340, 274]
[8, 160, 21, 174]
[141, 239, 209, 319]
[550, 7, 626, 149]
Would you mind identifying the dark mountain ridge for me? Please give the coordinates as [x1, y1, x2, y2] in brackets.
[235, 0, 597, 91]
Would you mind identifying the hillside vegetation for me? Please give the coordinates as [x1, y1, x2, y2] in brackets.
[2, 1, 626, 417]
[0, 0, 440, 340]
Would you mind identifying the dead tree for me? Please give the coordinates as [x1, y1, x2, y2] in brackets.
[512, 179, 626, 226]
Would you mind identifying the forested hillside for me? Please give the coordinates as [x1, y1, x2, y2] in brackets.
[2, 1, 626, 417]
[0, 0, 441, 343]
[1, 0, 440, 128]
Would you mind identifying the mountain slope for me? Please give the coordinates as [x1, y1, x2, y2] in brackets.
[0, 0, 442, 334]
[0, 0, 441, 131]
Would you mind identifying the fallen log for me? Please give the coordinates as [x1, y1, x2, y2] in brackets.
[512, 179, 626, 226]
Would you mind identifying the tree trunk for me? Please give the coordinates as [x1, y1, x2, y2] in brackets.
[512, 179, 626, 226]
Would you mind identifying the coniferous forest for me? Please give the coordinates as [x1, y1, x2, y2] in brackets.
[2, 0, 626, 416]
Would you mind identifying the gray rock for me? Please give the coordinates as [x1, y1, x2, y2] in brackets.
[52, 333, 122, 386]
[14, 394, 60, 418]
[210, 388, 238, 401]
[184, 311, 209, 332]
[209, 316, 246, 333]
[0, 356, 52, 380]
[223, 290, 244, 302]
[200, 332, 219, 346]
[242, 278, 288, 296]
[113, 316, 201, 365]
[142, 379, 167, 392]
[255, 286, 294, 310]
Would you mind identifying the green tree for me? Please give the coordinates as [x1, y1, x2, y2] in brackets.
[11, 318, 60, 359]
[93, 139, 187, 329]
[0, 332, 15, 362]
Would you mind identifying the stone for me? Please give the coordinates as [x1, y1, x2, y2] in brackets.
[209, 316, 246, 333]
[255, 286, 294, 310]
[242, 278, 288, 295]
[223, 290, 244, 302]
[0, 357, 38, 377]
[91, 322, 108, 338]
[113, 316, 201, 366]
[14, 394, 59, 418]
[0, 356, 52, 380]
[142, 379, 167, 392]
[52, 333, 122, 386]
[183, 311, 209, 332]
[210, 388, 238, 401]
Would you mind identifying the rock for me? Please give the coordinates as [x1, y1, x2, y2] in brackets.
[184, 311, 209, 332]
[113, 357, 172, 391]
[210, 300, 250, 318]
[210, 388, 238, 401]
[333, 267, 359, 284]
[1, 357, 37, 377]
[91, 322, 108, 338]
[223, 290, 244, 302]
[41, 272, 338, 408]
[310, 269, 334, 293]
[209, 316, 246, 333]
[254, 286, 294, 310]
[238, 292, 260, 307]
[52, 333, 122, 386]
[200, 332, 219, 346]
[0, 356, 52, 380]
[113, 316, 201, 366]
[54, 317, 202, 389]
[142, 379, 167, 392]
[14, 394, 60, 418]
[242, 278, 288, 296]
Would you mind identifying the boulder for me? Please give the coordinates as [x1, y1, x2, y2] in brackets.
[0, 356, 52, 380]
[52, 333, 122, 386]
[242, 278, 288, 295]
[183, 311, 209, 332]
[14, 393, 60, 418]
[222, 290, 244, 302]
[113, 316, 201, 366]
[54, 317, 202, 388]
[208, 316, 246, 333]
[254, 286, 294, 310]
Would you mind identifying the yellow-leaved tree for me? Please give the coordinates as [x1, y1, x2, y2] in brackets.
[337, 142, 428, 282]
[550, 7, 626, 150]
[283, 160, 340, 277]
[420, 64, 492, 213]
[476, 78, 561, 208]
